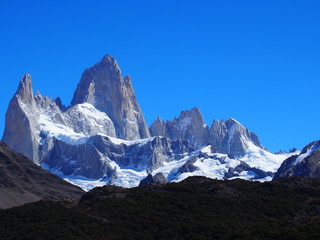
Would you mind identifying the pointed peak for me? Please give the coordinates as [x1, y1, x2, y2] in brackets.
[212, 118, 219, 123]
[178, 107, 204, 122]
[101, 54, 116, 62]
[191, 107, 201, 113]
[99, 54, 119, 68]
[55, 97, 66, 111]
[23, 72, 31, 78]
[16, 73, 34, 103]
[88, 53, 122, 77]
[179, 107, 202, 116]
[229, 118, 241, 125]
[156, 115, 162, 121]
[19, 73, 32, 86]
[34, 90, 43, 103]
[35, 90, 42, 97]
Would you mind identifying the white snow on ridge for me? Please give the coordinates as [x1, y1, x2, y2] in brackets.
[38, 114, 89, 145]
[72, 103, 111, 120]
[36, 102, 118, 145]
[230, 118, 241, 125]
[152, 155, 191, 181]
[50, 143, 300, 192]
[111, 168, 148, 188]
[151, 144, 291, 186]
[107, 136, 157, 146]
[239, 142, 299, 172]
[293, 143, 320, 166]
[42, 161, 148, 191]
[32, 100, 300, 191]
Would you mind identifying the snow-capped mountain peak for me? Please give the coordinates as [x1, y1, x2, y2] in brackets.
[2, 54, 300, 191]
[71, 54, 150, 140]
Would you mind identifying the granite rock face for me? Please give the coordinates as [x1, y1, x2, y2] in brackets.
[2, 74, 41, 163]
[150, 110, 264, 158]
[274, 141, 320, 179]
[209, 118, 264, 157]
[150, 108, 209, 149]
[149, 116, 169, 138]
[41, 135, 190, 179]
[71, 55, 150, 140]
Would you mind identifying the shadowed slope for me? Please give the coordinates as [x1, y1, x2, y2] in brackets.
[0, 142, 84, 209]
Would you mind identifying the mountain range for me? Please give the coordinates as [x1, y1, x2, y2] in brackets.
[2, 54, 318, 190]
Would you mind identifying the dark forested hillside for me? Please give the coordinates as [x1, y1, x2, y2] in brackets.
[1, 176, 320, 240]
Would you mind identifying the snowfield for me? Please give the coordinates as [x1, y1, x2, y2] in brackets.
[42, 143, 299, 191]
[20, 97, 300, 191]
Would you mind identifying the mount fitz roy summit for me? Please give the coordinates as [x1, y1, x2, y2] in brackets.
[2, 54, 298, 189]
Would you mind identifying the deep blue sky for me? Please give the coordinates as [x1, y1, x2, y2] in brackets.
[1, 0, 319, 152]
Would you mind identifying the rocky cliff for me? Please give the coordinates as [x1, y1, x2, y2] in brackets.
[150, 108, 209, 149]
[71, 55, 150, 140]
[2, 74, 40, 163]
[150, 110, 264, 157]
[274, 141, 320, 179]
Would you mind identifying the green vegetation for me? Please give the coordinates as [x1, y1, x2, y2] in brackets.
[1, 177, 320, 239]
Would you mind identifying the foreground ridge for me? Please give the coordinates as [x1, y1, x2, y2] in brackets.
[0, 141, 84, 209]
[1, 177, 320, 239]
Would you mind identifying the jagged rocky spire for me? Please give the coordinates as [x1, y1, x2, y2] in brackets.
[2, 73, 39, 163]
[71, 54, 150, 140]
[210, 118, 264, 157]
[149, 116, 169, 138]
[150, 107, 210, 149]
[15, 73, 34, 103]
[150, 108, 264, 157]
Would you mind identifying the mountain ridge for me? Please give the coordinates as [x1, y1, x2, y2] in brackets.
[0, 141, 84, 209]
[1, 54, 303, 190]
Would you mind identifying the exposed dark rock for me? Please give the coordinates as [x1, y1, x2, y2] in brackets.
[274, 141, 320, 180]
[55, 97, 66, 111]
[41, 135, 191, 179]
[139, 173, 168, 186]
[225, 161, 272, 179]
[178, 156, 198, 174]
[289, 147, 298, 153]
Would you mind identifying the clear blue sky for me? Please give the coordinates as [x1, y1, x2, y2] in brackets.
[1, 0, 319, 152]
